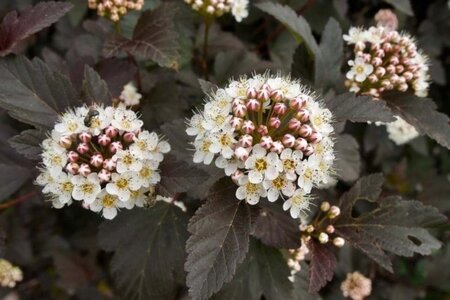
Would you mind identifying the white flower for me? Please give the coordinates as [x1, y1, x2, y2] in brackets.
[366, 26, 385, 44]
[113, 149, 143, 173]
[54, 111, 86, 137]
[111, 105, 143, 132]
[48, 172, 74, 204]
[215, 156, 242, 176]
[280, 148, 303, 181]
[236, 176, 267, 205]
[85, 106, 112, 135]
[193, 136, 215, 165]
[283, 189, 312, 219]
[263, 174, 296, 202]
[307, 102, 334, 135]
[231, 0, 249, 22]
[186, 113, 206, 138]
[131, 160, 161, 188]
[343, 27, 367, 44]
[245, 145, 281, 184]
[106, 172, 137, 202]
[346, 57, 374, 82]
[267, 76, 301, 99]
[296, 157, 319, 193]
[90, 190, 124, 219]
[385, 116, 419, 145]
[119, 83, 142, 106]
[71, 173, 101, 204]
[209, 128, 237, 159]
[41, 148, 67, 176]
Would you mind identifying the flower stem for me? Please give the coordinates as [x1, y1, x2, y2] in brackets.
[0, 191, 37, 211]
[114, 21, 122, 35]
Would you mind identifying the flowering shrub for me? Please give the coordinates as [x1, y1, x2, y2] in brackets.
[0, 1, 448, 300]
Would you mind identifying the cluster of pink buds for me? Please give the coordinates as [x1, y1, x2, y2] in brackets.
[88, 0, 144, 22]
[36, 104, 170, 219]
[184, 0, 249, 22]
[299, 201, 345, 247]
[344, 24, 430, 98]
[187, 73, 334, 217]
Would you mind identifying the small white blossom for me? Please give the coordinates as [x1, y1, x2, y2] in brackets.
[71, 173, 101, 204]
[385, 116, 419, 145]
[245, 145, 281, 184]
[113, 149, 143, 173]
[119, 82, 142, 106]
[346, 57, 374, 82]
[283, 189, 312, 219]
[236, 176, 267, 205]
[106, 172, 137, 202]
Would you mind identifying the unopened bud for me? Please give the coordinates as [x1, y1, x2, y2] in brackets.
[79, 163, 91, 176]
[303, 144, 315, 156]
[235, 147, 249, 161]
[66, 162, 79, 175]
[309, 132, 323, 144]
[270, 89, 284, 101]
[123, 132, 135, 143]
[328, 206, 341, 219]
[79, 132, 92, 143]
[67, 151, 79, 162]
[246, 99, 261, 111]
[290, 96, 307, 110]
[103, 158, 116, 171]
[318, 232, 329, 244]
[299, 124, 313, 138]
[320, 201, 330, 212]
[282, 134, 296, 148]
[239, 135, 253, 148]
[230, 117, 243, 129]
[260, 136, 273, 149]
[270, 141, 284, 154]
[326, 225, 335, 234]
[294, 138, 308, 151]
[273, 103, 287, 115]
[288, 118, 302, 131]
[246, 87, 257, 99]
[77, 143, 90, 154]
[90, 153, 104, 168]
[105, 126, 118, 138]
[109, 141, 123, 154]
[296, 108, 310, 123]
[59, 136, 72, 148]
[98, 134, 111, 146]
[306, 225, 315, 233]
[257, 89, 270, 101]
[269, 117, 281, 129]
[233, 104, 247, 118]
[242, 120, 255, 134]
[257, 125, 269, 136]
[333, 237, 345, 248]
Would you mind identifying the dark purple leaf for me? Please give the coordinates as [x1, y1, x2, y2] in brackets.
[307, 240, 337, 293]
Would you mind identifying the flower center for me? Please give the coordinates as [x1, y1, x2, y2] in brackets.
[220, 134, 231, 146]
[255, 158, 267, 171]
[81, 183, 94, 194]
[246, 182, 259, 195]
[355, 65, 365, 74]
[60, 182, 73, 192]
[116, 178, 128, 189]
[101, 194, 116, 208]
[122, 154, 134, 165]
[202, 141, 212, 152]
[283, 159, 295, 171]
[139, 167, 152, 178]
[272, 177, 285, 190]
[67, 121, 78, 132]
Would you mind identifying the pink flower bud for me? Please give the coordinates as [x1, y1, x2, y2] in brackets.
[239, 135, 253, 148]
[246, 87, 257, 99]
[386, 64, 396, 74]
[294, 138, 308, 151]
[297, 108, 310, 123]
[66, 162, 79, 175]
[397, 76, 406, 84]
[382, 42, 392, 52]
[403, 71, 413, 81]
[303, 144, 315, 156]
[109, 141, 123, 154]
[381, 79, 392, 88]
[59, 136, 72, 148]
[398, 83, 408, 92]
[370, 43, 380, 51]
[230, 117, 243, 129]
[328, 206, 341, 218]
[261, 83, 271, 91]
[273, 103, 287, 115]
[372, 57, 382, 66]
[260, 136, 273, 149]
[67, 151, 79, 162]
[98, 134, 111, 146]
[79, 132, 92, 143]
[257, 89, 270, 101]
[231, 170, 244, 184]
[368, 74, 378, 83]
[395, 65, 404, 74]
[90, 153, 104, 168]
[333, 237, 345, 248]
[235, 147, 249, 161]
[242, 120, 255, 134]
[232, 98, 244, 107]
[355, 41, 365, 51]
[257, 125, 269, 136]
[233, 104, 247, 118]
[282, 134, 296, 147]
[270, 89, 284, 101]
[246, 99, 260, 111]
[105, 126, 118, 138]
[270, 141, 284, 154]
[98, 169, 111, 183]
[288, 118, 302, 131]
[269, 117, 281, 129]
[326, 225, 335, 234]
[77, 143, 90, 154]
[375, 49, 385, 58]
[309, 132, 323, 144]
[290, 96, 307, 110]
[375, 67, 386, 77]
[79, 163, 91, 176]
[389, 56, 399, 65]
[103, 159, 116, 171]
[299, 124, 312, 138]
[123, 132, 135, 143]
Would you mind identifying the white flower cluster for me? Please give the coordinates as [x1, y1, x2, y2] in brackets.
[341, 271, 372, 300]
[119, 82, 142, 107]
[88, 0, 144, 22]
[385, 116, 419, 145]
[286, 240, 309, 282]
[186, 74, 335, 218]
[344, 25, 430, 98]
[0, 259, 22, 288]
[184, 0, 249, 22]
[36, 104, 170, 219]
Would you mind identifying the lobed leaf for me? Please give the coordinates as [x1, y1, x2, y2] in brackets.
[103, 2, 180, 68]
[9, 129, 45, 161]
[307, 240, 337, 293]
[0, 164, 31, 202]
[0, 56, 79, 129]
[335, 174, 447, 272]
[324, 92, 395, 123]
[185, 178, 252, 300]
[98, 202, 189, 300]
[334, 134, 361, 182]
[383, 92, 450, 150]
[0, 1, 73, 56]
[81, 66, 112, 105]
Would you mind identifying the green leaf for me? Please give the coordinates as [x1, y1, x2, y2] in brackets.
[103, 2, 180, 69]
[0, 1, 73, 56]
[185, 178, 252, 300]
[334, 134, 360, 182]
[383, 0, 413, 16]
[383, 93, 450, 150]
[251, 202, 301, 249]
[98, 202, 189, 300]
[256, 2, 320, 56]
[324, 92, 394, 123]
[334, 174, 447, 272]
[315, 18, 343, 89]
[213, 239, 293, 300]
[307, 240, 337, 293]
[9, 129, 45, 160]
[81, 66, 112, 105]
[0, 56, 79, 129]
[158, 154, 210, 197]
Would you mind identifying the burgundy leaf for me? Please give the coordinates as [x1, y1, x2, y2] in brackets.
[307, 240, 337, 293]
